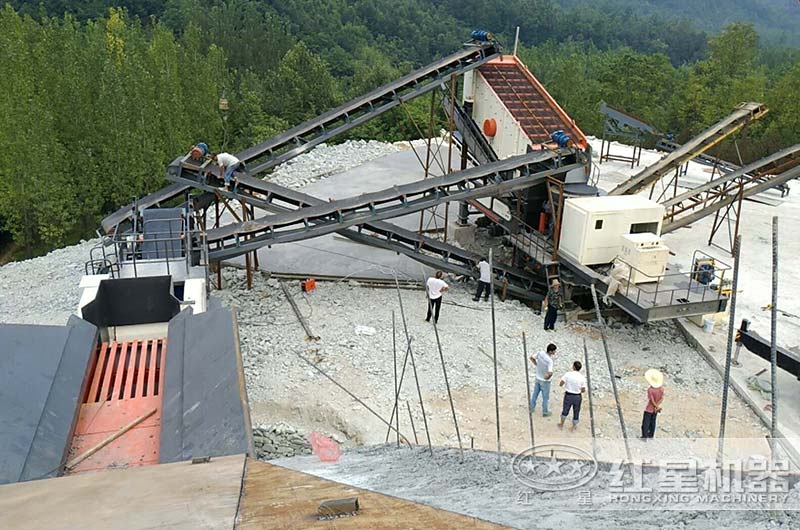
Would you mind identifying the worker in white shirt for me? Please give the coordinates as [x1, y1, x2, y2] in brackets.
[214, 152, 245, 189]
[425, 271, 449, 324]
[558, 360, 587, 431]
[473, 257, 492, 302]
[529, 343, 557, 417]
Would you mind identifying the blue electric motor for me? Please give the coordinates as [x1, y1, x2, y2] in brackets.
[551, 130, 571, 148]
[471, 29, 495, 42]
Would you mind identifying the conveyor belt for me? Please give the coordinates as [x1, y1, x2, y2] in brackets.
[102, 43, 501, 233]
[171, 150, 578, 252]
[237, 43, 500, 175]
[610, 102, 768, 196]
[662, 162, 800, 233]
[168, 165, 550, 301]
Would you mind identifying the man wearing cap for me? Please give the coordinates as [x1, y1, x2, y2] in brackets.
[529, 343, 557, 417]
[641, 369, 665, 439]
[543, 279, 563, 331]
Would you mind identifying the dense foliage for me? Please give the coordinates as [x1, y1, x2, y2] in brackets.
[1, 1, 799, 256]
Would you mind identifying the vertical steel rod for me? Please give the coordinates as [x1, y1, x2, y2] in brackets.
[432, 318, 464, 461]
[717, 234, 742, 466]
[589, 284, 631, 462]
[582, 339, 598, 461]
[395, 276, 433, 455]
[490, 249, 502, 469]
[522, 332, 535, 451]
[770, 217, 779, 463]
[393, 311, 399, 447]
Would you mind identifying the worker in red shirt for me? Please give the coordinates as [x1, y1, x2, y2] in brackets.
[641, 369, 664, 439]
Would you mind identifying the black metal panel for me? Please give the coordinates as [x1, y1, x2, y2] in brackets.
[160, 308, 253, 463]
[81, 276, 180, 328]
[141, 208, 184, 259]
[0, 317, 97, 484]
[738, 319, 800, 379]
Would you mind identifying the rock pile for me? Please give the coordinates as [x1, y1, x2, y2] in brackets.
[253, 422, 312, 460]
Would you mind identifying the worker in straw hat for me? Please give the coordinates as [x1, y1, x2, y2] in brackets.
[542, 279, 563, 331]
[641, 369, 665, 439]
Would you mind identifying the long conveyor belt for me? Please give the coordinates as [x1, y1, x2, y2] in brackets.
[610, 102, 768, 196]
[169, 149, 578, 253]
[238, 43, 500, 175]
[197, 173, 548, 301]
[101, 42, 501, 234]
[662, 163, 800, 233]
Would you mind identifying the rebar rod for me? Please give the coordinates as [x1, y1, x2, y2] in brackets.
[385, 339, 412, 443]
[294, 351, 410, 446]
[583, 339, 598, 461]
[522, 332, 535, 451]
[770, 217, 779, 463]
[490, 249, 502, 469]
[395, 276, 433, 455]
[589, 284, 631, 462]
[406, 400, 419, 444]
[432, 318, 464, 461]
[393, 311, 399, 447]
[717, 234, 742, 466]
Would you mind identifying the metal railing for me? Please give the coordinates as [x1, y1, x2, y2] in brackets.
[86, 206, 210, 281]
[613, 249, 730, 308]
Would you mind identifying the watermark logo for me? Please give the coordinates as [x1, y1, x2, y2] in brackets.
[511, 443, 598, 491]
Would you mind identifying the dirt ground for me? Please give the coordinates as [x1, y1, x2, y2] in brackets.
[220, 268, 768, 463]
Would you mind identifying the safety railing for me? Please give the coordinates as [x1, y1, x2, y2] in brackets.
[86, 208, 209, 281]
[613, 249, 731, 309]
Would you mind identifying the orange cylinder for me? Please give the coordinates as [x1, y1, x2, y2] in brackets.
[538, 212, 547, 233]
[483, 118, 497, 137]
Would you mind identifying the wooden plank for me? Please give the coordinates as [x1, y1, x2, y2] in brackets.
[238, 460, 511, 529]
[157, 338, 167, 395]
[0, 454, 245, 530]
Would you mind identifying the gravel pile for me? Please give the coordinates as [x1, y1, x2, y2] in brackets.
[0, 238, 100, 325]
[253, 422, 312, 460]
[266, 140, 402, 189]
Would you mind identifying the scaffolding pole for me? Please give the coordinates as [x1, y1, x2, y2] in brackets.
[717, 234, 742, 466]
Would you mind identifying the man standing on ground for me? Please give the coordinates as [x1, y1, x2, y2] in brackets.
[558, 360, 587, 431]
[425, 271, 449, 324]
[641, 369, 664, 439]
[543, 279, 563, 331]
[473, 257, 491, 302]
[214, 152, 245, 189]
[529, 343, 557, 417]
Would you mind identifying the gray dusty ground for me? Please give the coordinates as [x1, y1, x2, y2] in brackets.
[276, 444, 800, 530]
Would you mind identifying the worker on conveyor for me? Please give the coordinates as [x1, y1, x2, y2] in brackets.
[473, 257, 491, 302]
[543, 279, 563, 331]
[213, 152, 246, 190]
[425, 271, 449, 324]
